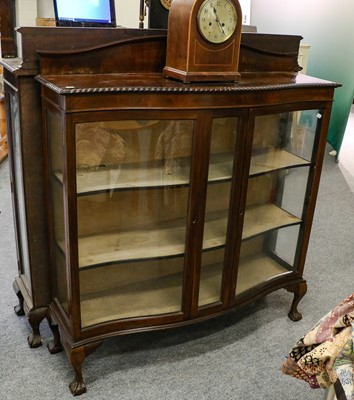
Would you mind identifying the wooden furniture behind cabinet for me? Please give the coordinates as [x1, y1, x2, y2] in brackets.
[34, 30, 339, 395]
[0, 0, 17, 57]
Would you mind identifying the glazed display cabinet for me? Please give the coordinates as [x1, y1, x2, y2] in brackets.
[3, 25, 338, 396]
[43, 103, 324, 325]
[36, 62, 338, 394]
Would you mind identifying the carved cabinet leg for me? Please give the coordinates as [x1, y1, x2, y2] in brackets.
[13, 279, 25, 316]
[46, 313, 63, 354]
[13, 280, 48, 347]
[27, 307, 47, 348]
[67, 341, 103, 396]
[286, 281, 307, 321]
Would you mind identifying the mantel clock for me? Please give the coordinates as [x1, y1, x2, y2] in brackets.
[163, 0, 242, 83]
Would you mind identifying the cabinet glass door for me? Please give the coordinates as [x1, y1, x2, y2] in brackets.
[47, 109, 68, 313]
[236, 109, 321, 295]
[8, 94, 31, 290]
[74, 119, 193, 327]
[199, 116, 238, 308]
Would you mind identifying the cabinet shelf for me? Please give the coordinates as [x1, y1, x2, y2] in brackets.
[80, 269, 183, 327]
[76, 211, 228, 269]
[54, 153, 234, 195]
[54, 149, 307, 195]
[249, 148, 310, 176]
[79, 253, 289, 327]
[56, 203, 300, 269]
[242, 203, 301, 240]
[236, 253, 290, 294]
[80, 262, 227, 327]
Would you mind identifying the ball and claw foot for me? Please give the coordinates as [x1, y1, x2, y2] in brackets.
[286, 281, 307, 322]
[14, 303, 25, 316]
[70, 380, 87, 396]
[288, 309, 302, 322]
[28, 333, 42, 348]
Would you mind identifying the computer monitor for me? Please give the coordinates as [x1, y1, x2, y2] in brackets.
[53, 0, 116, 27]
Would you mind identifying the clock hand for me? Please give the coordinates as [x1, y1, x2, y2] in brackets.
[213, 7, 225, 36]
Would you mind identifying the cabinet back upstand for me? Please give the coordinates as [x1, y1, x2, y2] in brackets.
[9, 28, 341, 396]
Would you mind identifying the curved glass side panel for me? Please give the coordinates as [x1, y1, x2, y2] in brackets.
[10, 94, 31, 290]
[47, 109, 68, 312]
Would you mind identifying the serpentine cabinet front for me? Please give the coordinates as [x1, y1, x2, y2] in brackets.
[37, 73, 337, 395]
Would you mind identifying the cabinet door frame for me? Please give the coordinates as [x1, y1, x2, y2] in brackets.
[59, 108, 215, 338]
[192, 107, 249, 317]
[232, 101, 333, 307]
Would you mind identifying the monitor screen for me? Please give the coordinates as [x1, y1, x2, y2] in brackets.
[53, 0, 116, 27]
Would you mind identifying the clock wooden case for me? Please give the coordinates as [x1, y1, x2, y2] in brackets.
[163, 0, 242, 82]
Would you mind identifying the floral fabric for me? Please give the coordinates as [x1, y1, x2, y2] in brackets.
[282, 293, 354, 400]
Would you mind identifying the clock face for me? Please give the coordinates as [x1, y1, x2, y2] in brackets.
[197, 0, 237, 44]
[160, 0, 172, 10]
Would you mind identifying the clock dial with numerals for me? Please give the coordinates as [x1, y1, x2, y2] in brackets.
[197, 0, 237, 44]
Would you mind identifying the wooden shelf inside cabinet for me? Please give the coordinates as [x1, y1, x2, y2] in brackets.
[57, 202, 300, 270]
[80, 252, 291, 328]
[55, 149, 309, 196]
[80, 260, 226, 327]
[236, 254, 290, 295]
[80, 270, 183, 327]
[242, 203, 301, 240]
[58, 211, 229, 269]
[54, 153, 235, 195]
[249, 148, 310, 176]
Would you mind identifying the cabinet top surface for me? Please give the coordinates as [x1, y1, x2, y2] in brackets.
[36, 73, 340, 95]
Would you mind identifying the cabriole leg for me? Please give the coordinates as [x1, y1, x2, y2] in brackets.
[67, 341, 103, 396]
[46, 312, 63, 354]
[27, 307, 47, 348]
[286, 281, 307, 321]
[13, 279, 25, 316]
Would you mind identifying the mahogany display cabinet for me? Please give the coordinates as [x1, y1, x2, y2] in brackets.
[34, 31, 339, 395]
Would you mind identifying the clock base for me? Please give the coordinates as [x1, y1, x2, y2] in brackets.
[163, 66, 241, 83]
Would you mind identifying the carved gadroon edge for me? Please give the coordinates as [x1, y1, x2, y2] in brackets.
[35, 75, 340, 95]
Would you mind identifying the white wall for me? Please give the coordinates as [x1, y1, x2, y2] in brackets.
[250, 0, 354, 90]
[250, 0, 354, 75]
[16, 0, 37, 26]
[116, 0, 141, 28]
[250, 0, 354, 152]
